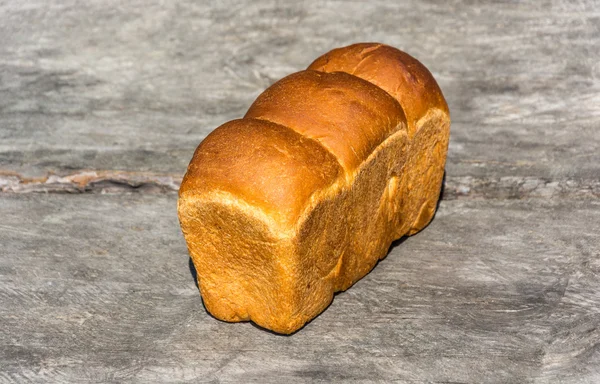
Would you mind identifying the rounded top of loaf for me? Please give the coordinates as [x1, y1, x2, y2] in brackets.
[308, 43, 448, 138]
[180, 43, 448, 228]
[179, 118, 343, 226]
[245, 70, 407, 174]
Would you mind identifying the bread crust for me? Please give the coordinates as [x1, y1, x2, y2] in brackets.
[180, 118, 343, 226]
[178, 43, 450, 334]
[308, 42, 449, 137]
[309, 43, 451, 234]
[245, 70, 406, 173]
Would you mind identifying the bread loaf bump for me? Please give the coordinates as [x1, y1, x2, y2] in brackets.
[308, 43, 450, 235]
[178, 43, 450, 334]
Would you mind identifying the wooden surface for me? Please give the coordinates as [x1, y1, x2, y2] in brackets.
[1, 0, 599, 383]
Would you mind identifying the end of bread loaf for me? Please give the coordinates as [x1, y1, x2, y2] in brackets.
[178, 43, 450, 334]
[178, 118, 345, 333]
[178, 191, 322, 334]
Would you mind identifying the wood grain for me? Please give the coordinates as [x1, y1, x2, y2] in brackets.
[1, 0, 599, 183]
[1, 0, 599, 382]
[0, 195, 598, 383]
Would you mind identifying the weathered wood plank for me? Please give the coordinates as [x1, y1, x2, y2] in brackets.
[1, 0, 599, 184]
[0, 194, 598, 383]
[1, 1, 599, 383]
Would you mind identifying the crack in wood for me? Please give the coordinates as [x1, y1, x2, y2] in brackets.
[0, 170, 181, 194]
[1, 170, 598, 199]
[443, 176, 600, 200]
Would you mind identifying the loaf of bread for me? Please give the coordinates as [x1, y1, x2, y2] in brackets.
[178, 43, 450, 334]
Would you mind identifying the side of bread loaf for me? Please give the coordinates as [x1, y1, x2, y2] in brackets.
[308, 43, 450, 235]
[178, 43, 450, 334]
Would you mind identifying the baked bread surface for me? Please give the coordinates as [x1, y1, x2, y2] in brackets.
[178, 43, 450, 334]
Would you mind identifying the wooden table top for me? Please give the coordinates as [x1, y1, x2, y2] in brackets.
[1, 1, 598, 382]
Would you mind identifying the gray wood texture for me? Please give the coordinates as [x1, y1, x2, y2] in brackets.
[1, 0, 599, 184]
[1, 195, 599, 383]
[1, 0, 599, 383]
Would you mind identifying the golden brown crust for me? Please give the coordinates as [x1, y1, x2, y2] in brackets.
[245, 70, 407, 173]
[308, 42, 449, 138]
[178, 192, 301, 332]
[178, 43, 450, 334]
[178, 127, 409, 334]
[179, 118, 343, 226]
[309, 42, 451, 235]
